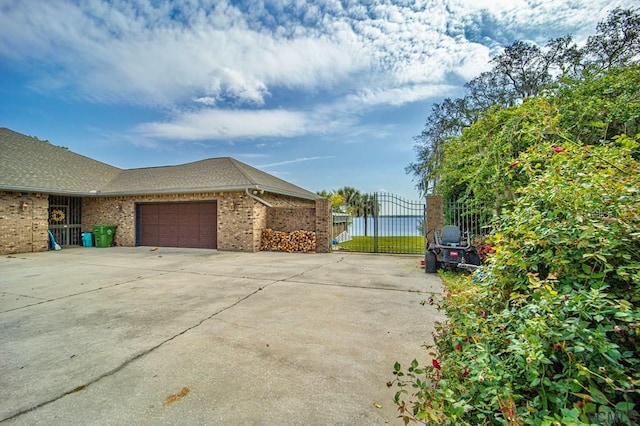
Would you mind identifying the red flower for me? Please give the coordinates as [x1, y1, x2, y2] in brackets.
[553, 146, 566, 153]
[432, 359, 441, 370]
[511, 161, 519, 168]
[462, 368, 469, 378]
[455, 343, 462, 351]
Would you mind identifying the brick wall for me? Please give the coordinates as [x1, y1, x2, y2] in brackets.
[260, 193, 315, 207]
[267, 207, 316, 232]
[1, 190, 332, 255]
[216, 193, 256, 251]
[81, 191, 330, 253]
[0, 191, 49, 255]
[82, 192, 250, 250]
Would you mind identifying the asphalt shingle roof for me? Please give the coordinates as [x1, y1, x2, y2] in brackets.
[0, 128, 319, 200]
[0, 128, 121, 194]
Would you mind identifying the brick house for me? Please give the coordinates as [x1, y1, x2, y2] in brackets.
[0, 128, 330, 255]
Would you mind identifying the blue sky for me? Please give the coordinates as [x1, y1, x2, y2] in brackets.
[0, 1, 633, 200]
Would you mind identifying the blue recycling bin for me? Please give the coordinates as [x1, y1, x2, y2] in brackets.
[82, 232, 93, 247]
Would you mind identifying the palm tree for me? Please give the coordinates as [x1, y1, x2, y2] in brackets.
[333, 187, 382, 236]
[346, 193, 378, 236]
[336, 186, 362, 216]
[317, 190, 345, 213]
[360, 193, 379, 236]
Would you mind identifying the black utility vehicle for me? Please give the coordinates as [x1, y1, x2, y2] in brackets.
[425, 225, 481, 273]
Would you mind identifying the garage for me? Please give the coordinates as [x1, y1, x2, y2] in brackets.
[2, 129, 327, 254]
[137, 202, 217, 249]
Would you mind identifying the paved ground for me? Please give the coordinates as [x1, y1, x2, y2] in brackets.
[0, 247, 444, 425]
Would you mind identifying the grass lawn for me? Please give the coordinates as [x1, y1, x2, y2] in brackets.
[337, 236, 425, 254]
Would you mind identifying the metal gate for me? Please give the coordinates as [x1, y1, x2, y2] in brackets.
[48, 196, 82, 246]
[332, 192, 425, 254]
[444, 199, 493, 239]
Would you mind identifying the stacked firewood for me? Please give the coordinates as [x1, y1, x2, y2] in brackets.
[260, 229, 317, 253]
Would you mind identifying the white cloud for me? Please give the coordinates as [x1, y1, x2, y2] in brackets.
[193, 96, 218, 106]
[258, 156, 335, 168]
[135, 108, 310, 140]
[0, 1, 366, 105]
[348, 84, 459, 107]
[1, 0, 635, 140]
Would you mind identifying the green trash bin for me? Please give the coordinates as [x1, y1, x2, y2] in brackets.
[93, 224, 117, 248]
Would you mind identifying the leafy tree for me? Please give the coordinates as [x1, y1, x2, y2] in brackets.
[584, 7, 640, 69]
[464, 70, 518, 111]
[335, 186, 362, 214]
[408, 8, 640, 197]
[321, 187, 381, 236]
[434, 65, 640, 211]
[544, 35, 584, 78]
[556, 65, 640, 145]
[407, 38, 571, 194]
[353, 193, 378, 236]
[317, 189, 345, 213]
[406, 97, 478, 195]
[490, 40, 552, 99]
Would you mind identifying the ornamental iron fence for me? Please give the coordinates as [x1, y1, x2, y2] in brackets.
[332, 192, 426, 254]
[443, 199, 493, 240]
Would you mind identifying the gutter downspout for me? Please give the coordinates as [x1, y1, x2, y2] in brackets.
[246, 188, 273, 207]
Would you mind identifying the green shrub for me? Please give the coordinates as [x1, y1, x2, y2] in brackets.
[391, 138, 640, 425]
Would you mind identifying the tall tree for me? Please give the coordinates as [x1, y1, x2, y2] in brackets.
[330, 187, 380, 236]
[584, 7, 640, 69]
[465, 70, 518, 111]
[544, 35, 583, 78]
[317, 190, 345, 213]
[353, 193, 378, 236]
[406, 97, 477, 194]
[490, 40, 552, 99]
[407, 40, 559, 195]
[434, 65, 640, 210]
[407, 8, 640, 197]
[335, 186, 362, 216]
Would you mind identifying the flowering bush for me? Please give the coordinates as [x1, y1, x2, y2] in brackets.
[472, 237, 495, 263]
[390, 139, 640, 424]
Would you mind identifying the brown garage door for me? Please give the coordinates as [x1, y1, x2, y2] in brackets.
[137, 202, 217, 249]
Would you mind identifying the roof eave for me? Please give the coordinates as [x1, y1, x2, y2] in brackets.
[254, 185, 320, 201]
[95, 185, 253, 196]
[1, 184, 320, 200]
[97, 185, 319, 200]
[0, 185, 93, 196]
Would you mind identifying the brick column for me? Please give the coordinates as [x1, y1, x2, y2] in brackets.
[314, 198, 331, 253]
[426, 195, 443, 244]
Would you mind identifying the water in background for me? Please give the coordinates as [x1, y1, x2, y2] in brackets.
[348, 216, 423, 237]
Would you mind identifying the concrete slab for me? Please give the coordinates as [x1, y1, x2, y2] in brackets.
[0, 247, 445, 425]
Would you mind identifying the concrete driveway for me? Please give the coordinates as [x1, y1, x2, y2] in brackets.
[0, 247, 444, 425]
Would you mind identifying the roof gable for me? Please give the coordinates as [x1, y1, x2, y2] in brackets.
[0, 128, 319, 200]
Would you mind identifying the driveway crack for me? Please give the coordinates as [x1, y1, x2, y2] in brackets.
[0, 283, 271, 423]
[0, 273, 167, 314]
[0, 291, 47, 301]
